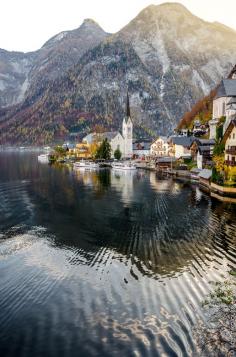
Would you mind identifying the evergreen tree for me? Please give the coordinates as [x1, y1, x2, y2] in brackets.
[95, 138, 111, 160]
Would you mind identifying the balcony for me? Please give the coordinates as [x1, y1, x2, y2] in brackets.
[225, 160, 236, 167]
[226, 146, 236, 155]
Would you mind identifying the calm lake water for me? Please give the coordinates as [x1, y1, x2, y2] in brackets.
[0, 151, 236, 357]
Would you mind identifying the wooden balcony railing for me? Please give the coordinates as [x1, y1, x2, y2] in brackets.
[225, 160, 236, 166]
[226, 146, 236, 155]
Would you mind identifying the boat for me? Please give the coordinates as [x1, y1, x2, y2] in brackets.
[73, 160, 100, 169]
[111, 161, 137, 170]
[43, 146, 51, 151]
[38, 154, 50, 163]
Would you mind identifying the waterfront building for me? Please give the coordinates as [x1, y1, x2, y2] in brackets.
[169, 136, 194, 159]
[73, 143, 90, 158]
[150, 136, 169, 157]
[190, 139, 215, 169]
[222, 119, 236, 168]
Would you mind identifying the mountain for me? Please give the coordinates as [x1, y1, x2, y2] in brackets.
[0, 19, 109, 108]
[1, 2, 236, 145]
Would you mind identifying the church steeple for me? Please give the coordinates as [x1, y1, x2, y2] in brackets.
[126, 91, 131, 119]
[122, 91, 133, 158]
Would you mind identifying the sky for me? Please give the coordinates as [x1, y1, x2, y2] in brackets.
[1, 0, 236, 52]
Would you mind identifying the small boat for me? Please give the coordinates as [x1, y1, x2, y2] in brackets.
[57, 158, 66, 163]
[111, 161, 137, 170]
[38, 154, 49, 163]
[73, 160, 99, 169]
[43, 146, 51, 151]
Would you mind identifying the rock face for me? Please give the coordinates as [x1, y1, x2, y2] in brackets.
[0, 19, 109, 108]
[0, 49, 35, 107]
[1, 3, 236, 144]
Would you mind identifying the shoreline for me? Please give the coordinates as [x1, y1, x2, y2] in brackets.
[160, 168, 236, 203]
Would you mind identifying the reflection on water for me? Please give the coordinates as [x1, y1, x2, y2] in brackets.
[0, 152, 236, 357]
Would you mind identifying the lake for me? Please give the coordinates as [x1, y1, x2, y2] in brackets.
[0, 151, 236, 357]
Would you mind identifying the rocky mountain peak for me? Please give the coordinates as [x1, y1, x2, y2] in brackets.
[81, 18, 101, 27]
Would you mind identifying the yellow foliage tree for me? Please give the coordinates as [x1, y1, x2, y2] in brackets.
[89, 142, 99, 158]
[213, 155, 225, 173]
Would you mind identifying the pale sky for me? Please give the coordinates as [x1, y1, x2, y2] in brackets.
[1, 0, 236, 53]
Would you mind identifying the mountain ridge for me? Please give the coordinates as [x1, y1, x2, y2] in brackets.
[1, 2, 236, 144]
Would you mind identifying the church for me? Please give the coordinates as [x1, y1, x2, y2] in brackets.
[210, 66, 236, 139]
[82, 93, 133, 158]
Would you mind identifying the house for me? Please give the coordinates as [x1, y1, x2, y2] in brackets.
[169, 136, 195, 159]
[150, 136, 169, 157]
[197, 146, 213, 170]
[82, 93, 133, 158]
[133, 142, 151, 158]
[222, 119, 236, 167]
[190, 139, 215, 169]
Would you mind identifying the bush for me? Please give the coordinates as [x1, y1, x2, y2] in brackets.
[114, 148, 122, 160]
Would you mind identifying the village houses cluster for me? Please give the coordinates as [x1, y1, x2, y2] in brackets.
[66, 69, 236, 177]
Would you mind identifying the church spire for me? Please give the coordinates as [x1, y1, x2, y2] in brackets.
[126, 91, 130, 119]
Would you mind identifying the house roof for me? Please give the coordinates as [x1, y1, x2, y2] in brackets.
[227, 96, 236, 105]
[198, 139, 215, 146]
[151, 136, 168, 145]
[198, 145, 212, 153]
[191, 138, 215, 147]
[159, 136, 168, 141]
[83, 131, 121, 143]
[99, 131, 120, 141]
[221, 119, 236, 144]
[171, 136, 194, 147]
[215, 79, 236, 99]
[156, 157, 177, 163]
[133, 142, 151, 151]
[198, 169, 212, 179]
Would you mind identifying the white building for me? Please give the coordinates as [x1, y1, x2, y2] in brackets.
[170, 136, 194, 159]
[150, 136, 169, 157]
[212, 72, 236, 137]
